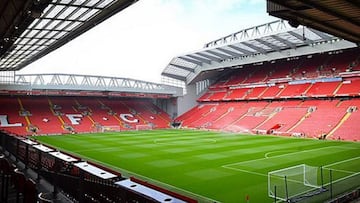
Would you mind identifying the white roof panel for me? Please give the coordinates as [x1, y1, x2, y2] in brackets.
[161, 20, 348, 84]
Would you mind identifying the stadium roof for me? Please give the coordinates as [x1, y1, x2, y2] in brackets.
[0, 0, 138, 71]
[266, 0, 360, 44]
[8, 73, 181, 96]
[161, 20, 358, 84]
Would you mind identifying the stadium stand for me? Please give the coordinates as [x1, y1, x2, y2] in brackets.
[225, 88, 250, 101]
[329, 105, 360, 141]
[244, 86, 268, 100]
[335, 79, 360, 96]
[0, 96, 171, 136]
[75, 97, 121, 131]
[0, 97, 28, 136]
[20, 97, 66, 135]
[277, 83, 311, 98]
[0, 2, 359, 202]
[305, 81, 341, 97]
[255, 101, 307, 134]
[176, 47, 360, 141]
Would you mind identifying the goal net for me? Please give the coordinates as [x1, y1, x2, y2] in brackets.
[135, 124, 153, 131]
[101, 125, 121, 132]
[268, 164, 321, 201]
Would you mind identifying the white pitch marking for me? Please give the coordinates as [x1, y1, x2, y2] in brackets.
[323, 156, 360, 168]
[224, 146, 346, 168]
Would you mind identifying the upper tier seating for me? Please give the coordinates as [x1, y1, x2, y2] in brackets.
[278, 83, 311, 98]
[335, 79, 360, 96]
[199, 48, 360, 102]
[207, 91, 227, 101]
[260, 86, 282, 99]
[305, 82, 341, 97]
[224, 88, 250, 101]
[244, 87, 268, 100]
[177, 48, 360, 141]
[291, 54, 328, 79]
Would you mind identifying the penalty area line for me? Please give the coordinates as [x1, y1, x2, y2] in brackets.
[322, 156, 360, 174]
[323, 156, 360, 168]
[221, 165, 267, 177]
[224, 146, 351, 168]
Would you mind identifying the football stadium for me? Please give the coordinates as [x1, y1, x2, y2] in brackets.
[0, 1, 360, 203]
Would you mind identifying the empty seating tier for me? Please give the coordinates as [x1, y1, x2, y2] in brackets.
[0, 96, 171, 136]
[177, 47, 360, 141]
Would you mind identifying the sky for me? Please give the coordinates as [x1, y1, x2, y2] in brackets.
[19, 0, 277, 83]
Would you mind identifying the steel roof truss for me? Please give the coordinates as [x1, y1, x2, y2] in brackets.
[33, 75, 45, 85]
[49, 2, 103, 10]
[196, 52, 222, 63]
[178, 56, 202, 66]
[65, 75, 78, 85]
[81, 76, 92, 86]
[16, 75, 26, 84]
[228, 44, 254, 55]
[95, 77, 105, 87]
[255, 38, 281, 51]
[215, 47, 243, 58]
[49, 74, 62, 85]
[308, 28, 333, 41]
[241, 42, 268, 54]
[186, 54, 212, 64]
[271, 34, 296, 49]
[161, 72, 187, 81]
[108, 78, 118, 88]
[205, 50, 232, 60]
[0, 0, 138, 70]
[288, 31, 314, 44]
[121, 79, 130, 88]
[169, 63, 195, 73]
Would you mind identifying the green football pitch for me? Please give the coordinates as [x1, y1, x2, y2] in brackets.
[34, 129, 360, 203]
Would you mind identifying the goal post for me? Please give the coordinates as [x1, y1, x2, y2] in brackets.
[101, 125, 121, 132]
[268, 164, 322, 201]
[135, 124, 153, 131]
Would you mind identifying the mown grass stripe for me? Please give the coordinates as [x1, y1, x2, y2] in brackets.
[34, 129, 360, 203]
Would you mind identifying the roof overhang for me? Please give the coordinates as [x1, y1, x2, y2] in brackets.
[266, 0, 360, 44]
[0, 73, 182, 97]
[161, 20, 358, 85]
[0, 0, 138, 71]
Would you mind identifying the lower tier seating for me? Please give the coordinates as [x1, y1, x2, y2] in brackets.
[0, 96, 171, 136]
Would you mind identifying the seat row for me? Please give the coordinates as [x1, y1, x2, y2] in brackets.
[176, 99, 360, 141]
[210, 48, 360, 89]
[0, 96, 171, 136]
[199, 79, 360, 102]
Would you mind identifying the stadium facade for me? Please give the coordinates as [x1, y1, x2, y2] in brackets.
[0, 1, 359, 203]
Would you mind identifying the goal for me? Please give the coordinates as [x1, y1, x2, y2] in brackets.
[268, 164, 321, 201]
[135, 124, 153, 131]
[101, 125, 121, 132]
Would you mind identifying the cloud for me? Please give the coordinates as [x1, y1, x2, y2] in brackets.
[20, 0, 276, 83]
